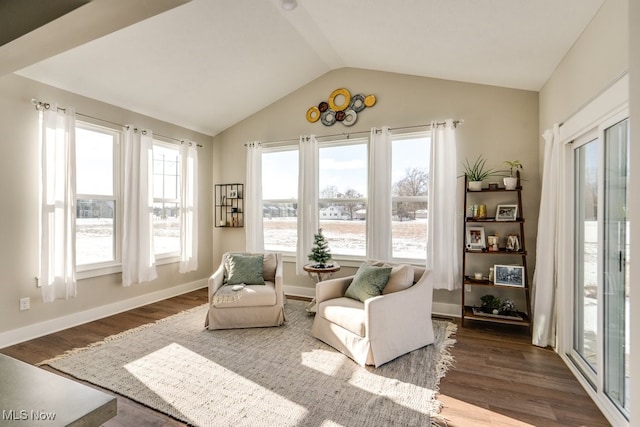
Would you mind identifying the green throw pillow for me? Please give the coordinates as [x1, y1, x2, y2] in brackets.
[226, 254, 265, 285]
[344, 264, 392, 302]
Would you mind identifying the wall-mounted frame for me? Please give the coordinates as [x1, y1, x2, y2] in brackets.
[494, 264, 525, 287]
[495, 204, 518, 221]
[466, 226, 486, 251]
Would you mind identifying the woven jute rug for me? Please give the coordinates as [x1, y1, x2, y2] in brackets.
[41, 300, 456, 427]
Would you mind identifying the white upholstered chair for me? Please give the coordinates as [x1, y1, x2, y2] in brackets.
[311, 261, 434, 367]
[205, 252, 286, 330]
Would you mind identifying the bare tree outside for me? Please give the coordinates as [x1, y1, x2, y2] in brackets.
[392, 167, 428, 220]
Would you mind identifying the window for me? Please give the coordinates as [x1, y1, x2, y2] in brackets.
[391, 133, 430, 260]
[75, 123, 120, 268]
[262, 148, 299, 253]
[152, 141, 181, 257]
[319, 140, 367, 257]
[261, 133, 429, 262]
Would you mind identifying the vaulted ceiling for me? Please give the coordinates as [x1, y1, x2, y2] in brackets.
[5, 0, 604, 136]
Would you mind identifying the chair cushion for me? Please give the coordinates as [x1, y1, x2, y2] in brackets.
[317, 297, 366, 337]
[226, 254, 265, 285]
[383, 264, 415, 294]
[262, 253, 277, 283]
[213, 282, 277, 308]
[344, 264, 392, 302]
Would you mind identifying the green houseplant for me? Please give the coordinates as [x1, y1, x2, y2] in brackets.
[461, 156, 500, 191]
[502, 160, 523, 190]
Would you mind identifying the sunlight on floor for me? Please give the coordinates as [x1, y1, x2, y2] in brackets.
[438, 394, 535, 427]
[124, 343, 309, 425]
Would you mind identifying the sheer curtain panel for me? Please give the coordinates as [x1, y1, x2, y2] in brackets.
[531, 125, 560, 347]
[245, 142, 264, 252]
[40, 105, 77, 302]
[366, 126, 392, 260]
[296, 135, 319, 274]
[122, 126, 157, 286]
[427, 120, 461, 290]
[179, 142, 198, 273]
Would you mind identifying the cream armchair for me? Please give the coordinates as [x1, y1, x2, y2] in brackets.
[205, 252, 286, 330]
[312, 261, 434, 367]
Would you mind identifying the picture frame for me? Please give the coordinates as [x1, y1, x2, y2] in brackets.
[495, 204, 518, 221]
[466, 226, 486, 251]
[494, 264, 525, 287]
[228, 189, 238, 199]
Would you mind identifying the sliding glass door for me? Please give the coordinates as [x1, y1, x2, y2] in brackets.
[602, 118, 629, 414]
[570, 115, 629, 420]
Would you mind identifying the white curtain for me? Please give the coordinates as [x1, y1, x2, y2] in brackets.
[367, 126, 392, 260]
[122, 126, 157, 286]
[179, 142, 199, 273]
[40, 105, 77, 302]
[426, 119, 461, 290]
[532, 125, 560, 347]
[245, 142, 264, 252]
[296, 135, 319, 275]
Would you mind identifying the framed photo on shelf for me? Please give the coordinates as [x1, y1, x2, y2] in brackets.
[495, 204, 518, 221]
[228, 189, 238, 199]
[466, 226, 486, 251]
[494, 264, 525, 287]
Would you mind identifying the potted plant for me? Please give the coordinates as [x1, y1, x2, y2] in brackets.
[503, 160, 522, 190]
[461, 156, 500, 191]
[308, 229, 332, 268]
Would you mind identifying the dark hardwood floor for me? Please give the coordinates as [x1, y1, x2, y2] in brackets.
[1, 289, 609, 426]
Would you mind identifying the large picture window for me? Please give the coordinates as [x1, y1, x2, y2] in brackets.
[75, 123, 120, 268]
[261, 132, 429, 262]
[262, 148, 299, 252]
[391, 133, 429, 260]
[319, 140, 367, 257]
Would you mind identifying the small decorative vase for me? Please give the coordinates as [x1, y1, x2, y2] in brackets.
[503, 177, 517, 190]
[468, 181, 483, 191]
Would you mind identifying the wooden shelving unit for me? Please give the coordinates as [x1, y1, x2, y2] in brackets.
[215, 183, 244, 228]
[461, 175, 532, 331]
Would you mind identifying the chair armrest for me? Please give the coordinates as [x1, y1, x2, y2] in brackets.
[208, 263, 225, 304]
[364, 272, 434, 366]
[315, 276, 354, 304]
[274, 253, 285, 304]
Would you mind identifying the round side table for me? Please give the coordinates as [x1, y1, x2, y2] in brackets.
[303, 262, 341, 314]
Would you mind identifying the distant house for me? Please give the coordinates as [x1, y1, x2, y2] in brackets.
[320, 206, 350, 220]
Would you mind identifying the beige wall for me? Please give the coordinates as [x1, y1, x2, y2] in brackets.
[0, 73, 214, 342]
[214, 67, 540, 310]
[539, 0, 629, 133]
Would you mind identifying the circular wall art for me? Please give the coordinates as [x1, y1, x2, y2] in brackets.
[307, 88, 376, 126]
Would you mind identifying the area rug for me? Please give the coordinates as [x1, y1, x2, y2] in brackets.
[40, 300, 456, 427]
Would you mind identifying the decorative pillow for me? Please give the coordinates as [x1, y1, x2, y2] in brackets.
[262, 253, 277, 283]
[382, 264, 415, 294]
[226, 254, 265, 285]
[345, 264, 392, 303]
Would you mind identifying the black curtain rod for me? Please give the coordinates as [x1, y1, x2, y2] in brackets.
[31, 99, 203, 148]
[246, 120, 462, 147]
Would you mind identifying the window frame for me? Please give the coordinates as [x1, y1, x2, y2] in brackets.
[75, 121, 122, 279]
[152, 139, 182, 262]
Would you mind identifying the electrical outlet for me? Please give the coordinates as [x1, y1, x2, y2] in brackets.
[19, 297, 30, 311]
[465, 285, 471, 293]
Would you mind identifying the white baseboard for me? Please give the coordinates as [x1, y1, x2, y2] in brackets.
[0, 279, 207, 349]
[284, 285, 315, 299]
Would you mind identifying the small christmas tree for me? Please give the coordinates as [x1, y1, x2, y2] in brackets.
[308, 229, 332, 268]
